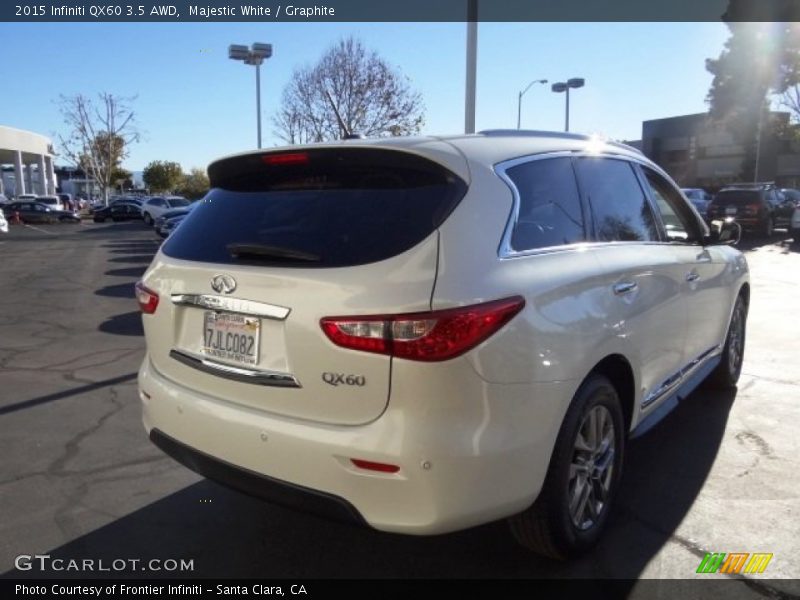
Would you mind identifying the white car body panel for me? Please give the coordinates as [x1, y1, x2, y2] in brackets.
[138, 132, 750, 535]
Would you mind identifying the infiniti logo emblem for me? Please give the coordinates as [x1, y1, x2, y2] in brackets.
[211, 274, 237, 294]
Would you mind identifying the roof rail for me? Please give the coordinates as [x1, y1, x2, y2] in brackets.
[477, 129, 643, 154]
[723, 181, 775, 188]
[479, 129, 592, 141]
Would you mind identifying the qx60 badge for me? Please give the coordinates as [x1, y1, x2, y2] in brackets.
[211, 274, 237, 294]
[322, 373, 366, 387]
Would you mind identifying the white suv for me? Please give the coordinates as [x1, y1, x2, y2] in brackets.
[137, 132, 749, 558]
[140, 196, 191, 225]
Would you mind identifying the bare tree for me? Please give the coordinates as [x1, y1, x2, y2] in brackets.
[273, 37, 425, 144]
[780, 85, 800, 124]
[57, 93, 140, 204]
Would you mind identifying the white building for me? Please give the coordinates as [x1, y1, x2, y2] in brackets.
[0, 125, 57, 197]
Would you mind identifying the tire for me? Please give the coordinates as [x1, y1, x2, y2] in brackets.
[143, 213, 153, 225]
[509, 374, 625, 559]
[762, 217, 774, 238]
[708, 295, 747, 389]
[791, 228, 800, 246]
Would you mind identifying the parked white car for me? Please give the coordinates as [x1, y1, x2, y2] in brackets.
[36, 195, 65, 212]
[140, 196, 191, 225]
[137, 131, 749, 559]
[0, 209, 7, 233]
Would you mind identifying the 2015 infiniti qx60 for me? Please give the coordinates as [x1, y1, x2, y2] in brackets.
[137, 131, 748, 558]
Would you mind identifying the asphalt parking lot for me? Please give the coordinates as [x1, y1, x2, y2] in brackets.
[0, 221, 798, 593]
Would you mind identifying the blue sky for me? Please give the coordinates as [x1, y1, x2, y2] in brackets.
[0, 22, 729, 171]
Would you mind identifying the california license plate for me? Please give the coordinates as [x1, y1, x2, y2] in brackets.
[726, 207, 737, 215]
[202, 311, 260, 366]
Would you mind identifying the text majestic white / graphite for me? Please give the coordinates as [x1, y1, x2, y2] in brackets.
[189, 5, 336, 18]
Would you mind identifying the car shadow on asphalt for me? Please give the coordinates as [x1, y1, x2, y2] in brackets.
[98, 312, 143, 337]
[105, 267, 148, 278]
[4, 384, 740, 579]
[80, 223, 152, 236]
[736, 232, 795, 253]
[107, 255, 157, 264]
[95, 283, 137, 299]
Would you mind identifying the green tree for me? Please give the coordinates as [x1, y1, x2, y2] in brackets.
[143, 160, 183, 193]
[176, 168, 210, 199]
[706, 21, 800, 179]
[110, 166, 133, 192]
[273, 36, 424, 143]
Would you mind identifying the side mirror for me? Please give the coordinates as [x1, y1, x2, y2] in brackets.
[705, 218, 741, 246]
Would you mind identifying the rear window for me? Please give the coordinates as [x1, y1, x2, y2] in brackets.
[713, 190, 761, 206]
[162, 148, 467, 268]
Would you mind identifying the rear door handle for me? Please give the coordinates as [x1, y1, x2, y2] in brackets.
[613, 281, 638, 295]
[686, 271, 700, 283]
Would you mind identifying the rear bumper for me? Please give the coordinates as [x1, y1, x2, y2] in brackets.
[150, 428, 366, 525]
[139, 355, 575, 535]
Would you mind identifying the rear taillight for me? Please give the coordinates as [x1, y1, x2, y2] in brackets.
[321, 296, 525, 362]
[135, 281, 159, 314]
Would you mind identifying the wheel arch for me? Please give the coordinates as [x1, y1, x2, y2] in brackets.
[738, 282, 750, 308]
[587, 354, 635, 435]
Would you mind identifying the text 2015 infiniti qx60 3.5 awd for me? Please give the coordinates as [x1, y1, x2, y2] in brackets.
[137, 131, 748, 558]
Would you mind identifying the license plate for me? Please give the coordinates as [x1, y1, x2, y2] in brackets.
[726, 207, 737, 215]
[202, 311, 260, 366]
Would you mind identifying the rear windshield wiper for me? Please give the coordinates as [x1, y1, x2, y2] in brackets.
[226, 243, 321, 263]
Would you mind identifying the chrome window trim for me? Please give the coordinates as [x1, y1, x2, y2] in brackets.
[169, 349, 301, 388]
[171, 294, 290, 320]
[494, 149, 673, 259]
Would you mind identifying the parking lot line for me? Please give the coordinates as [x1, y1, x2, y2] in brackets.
[23, 224, 55, 235]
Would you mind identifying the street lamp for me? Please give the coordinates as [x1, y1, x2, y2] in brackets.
[517, 78, 548, 129]
[551, 77, 585, 132]
[229, 42, 273, 149]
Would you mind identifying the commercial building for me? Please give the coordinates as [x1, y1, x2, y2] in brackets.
[641, 111, 800, 190]
[0, 125, 57, 197]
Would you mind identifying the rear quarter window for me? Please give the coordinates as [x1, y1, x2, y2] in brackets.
[504, 157, 586, 251]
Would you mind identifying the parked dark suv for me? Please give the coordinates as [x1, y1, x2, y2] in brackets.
[707, 183, 793, 237]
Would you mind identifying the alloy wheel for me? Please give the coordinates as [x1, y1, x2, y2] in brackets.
[728, 303, 745, 375]
[568, 405, 616, 531]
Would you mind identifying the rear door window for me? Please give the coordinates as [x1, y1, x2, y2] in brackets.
[162, 149, 467, 268]
[505, 157, 586, 251]
[575, 157, 659, 242]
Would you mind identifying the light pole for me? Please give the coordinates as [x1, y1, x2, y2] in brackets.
[754, 108, 764, 183]
[551, 77, 585, 132]
[517, 78, 548, 129]
[464, 0, 478, 134]
[229, 42, 273, 149]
